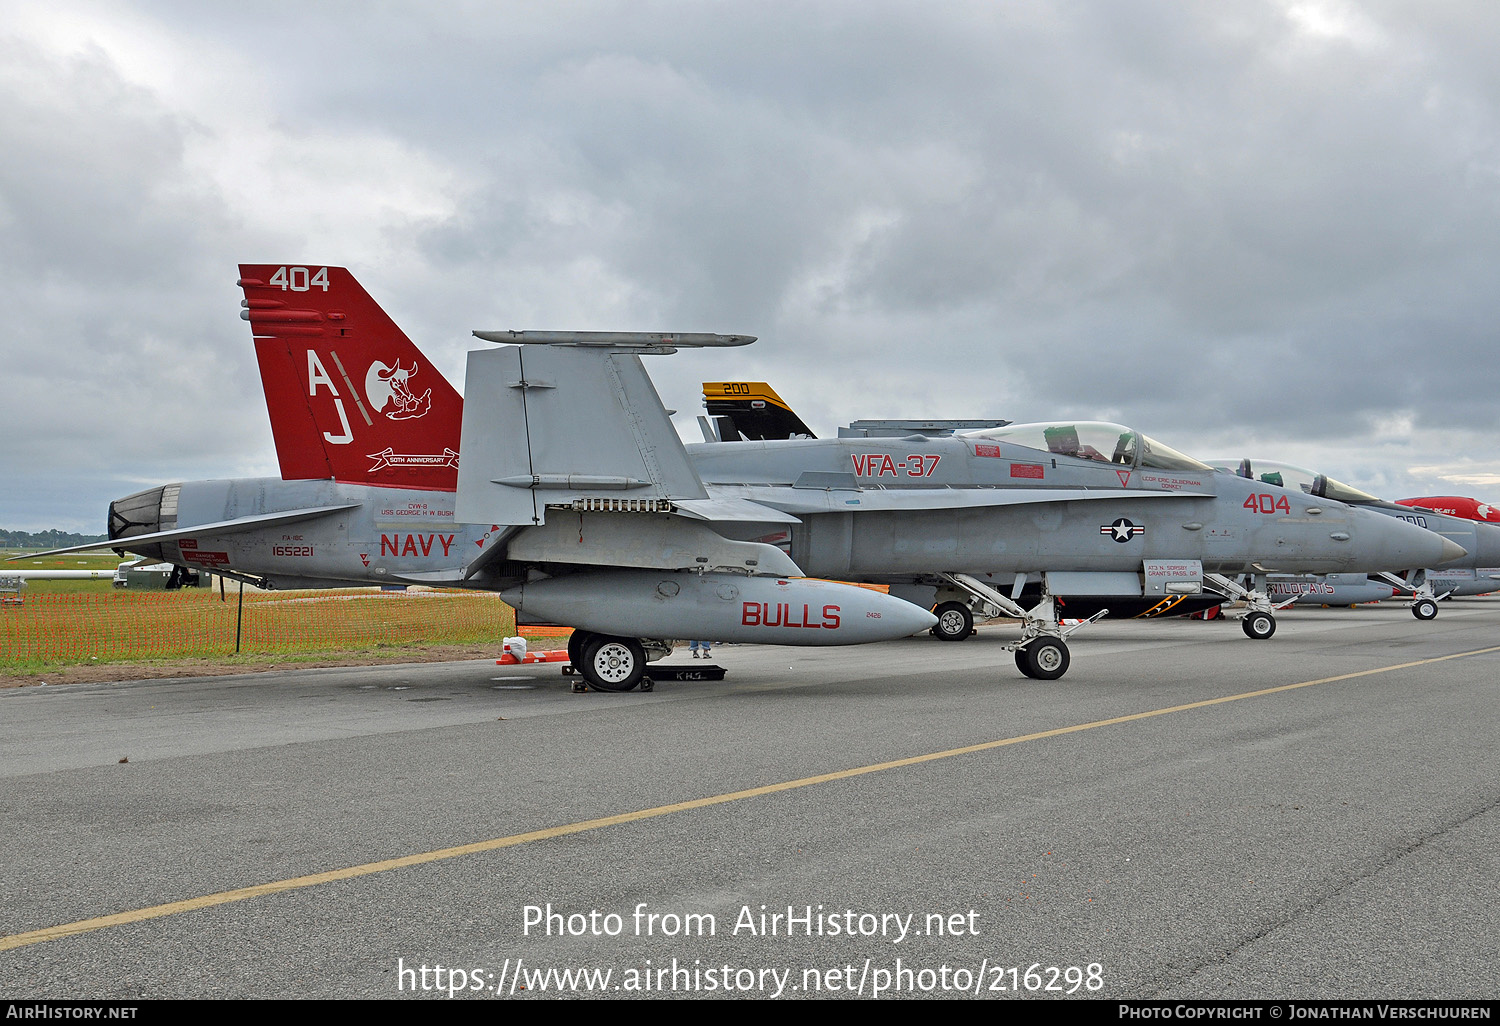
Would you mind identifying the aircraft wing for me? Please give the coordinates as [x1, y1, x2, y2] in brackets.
[706, 484, 1212, 516]
[7, 504, 363, 560]
[456, 334, 813, 579]
[458, 336, 728, 527]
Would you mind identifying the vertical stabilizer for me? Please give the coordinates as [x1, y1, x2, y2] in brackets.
[702, 381, 817, 440]
[239, 264, 463, 490]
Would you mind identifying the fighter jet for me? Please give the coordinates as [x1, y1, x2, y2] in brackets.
[699, 383, 1229, 627]
[1207, 459, 1500, 618]
[247, 268, 1459, 679]
[15, 267, 939, 693]
[23, 266, 1460, 685]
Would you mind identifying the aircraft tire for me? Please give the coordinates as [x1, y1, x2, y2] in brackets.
[1021, 638, 1070, 681]
[1412, 599, 1439, 621]
[579, 636, 646, 692]
[1014, 646, 1034, 678]
[566, 630, 597, 671]
[930, 602, 974, 641]
[1242, 611, 1276, 640]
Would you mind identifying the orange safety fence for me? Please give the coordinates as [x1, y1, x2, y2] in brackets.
[0, 588, 517, 666]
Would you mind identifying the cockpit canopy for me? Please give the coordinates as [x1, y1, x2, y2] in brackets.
[1208, 459, 1380, 503]
[961, 421, 1213, 472]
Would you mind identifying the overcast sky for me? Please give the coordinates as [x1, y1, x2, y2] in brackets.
[3, 0, 1499, 532]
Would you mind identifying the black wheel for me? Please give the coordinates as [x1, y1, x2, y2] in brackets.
[579, 636, 646, 692]
[566, 630, 596, 669]
[1242, 611, 1276, 640]
[1021, 638, 1070, 680]
[1015, 646, 1034, 678]
[929, 601, 974, 641]
[1412, 599, 1438, 621]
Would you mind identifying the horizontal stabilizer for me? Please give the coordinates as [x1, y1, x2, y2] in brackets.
[8, 504, 363, 560]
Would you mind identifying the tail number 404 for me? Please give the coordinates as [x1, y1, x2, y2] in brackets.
[1245, 493, 1291, 514]
[269, 266, 330, 292]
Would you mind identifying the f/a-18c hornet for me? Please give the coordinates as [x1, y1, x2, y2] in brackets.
[1208, 459, 1500, 618]
[18, 267, 1463, 686]
[19, 266, 939, 692]
[700, 383, 1230, 626]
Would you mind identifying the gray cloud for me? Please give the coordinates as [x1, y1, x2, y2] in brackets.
[4, 2, 1500, 530]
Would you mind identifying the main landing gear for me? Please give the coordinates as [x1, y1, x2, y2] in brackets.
[930, 601, 974, 641]
[565, 630, 654, 692]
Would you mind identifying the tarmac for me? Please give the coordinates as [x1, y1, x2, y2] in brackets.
[2, 598, 1498, 1000]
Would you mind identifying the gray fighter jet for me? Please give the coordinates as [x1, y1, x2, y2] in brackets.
[695, 384, 1472, 634]
[20, 266, 940, 693]
[18, 266, 1463, 688]
[1208, 459, 1500, 619]
[668, 420, 1461, 670]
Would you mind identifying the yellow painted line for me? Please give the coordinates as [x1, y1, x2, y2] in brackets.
[6, 643, 1499, 953]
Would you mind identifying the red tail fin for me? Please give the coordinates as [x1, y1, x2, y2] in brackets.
[239, 264, 464, 491]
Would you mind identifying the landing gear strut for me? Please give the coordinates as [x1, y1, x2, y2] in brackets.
[1205, 573, 1284, 641]
[936, 572, 1102, 681]
[1375, 571, 1448, 622]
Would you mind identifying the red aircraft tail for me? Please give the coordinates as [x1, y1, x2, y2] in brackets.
[1396, 496, 1500, 524]
[239, 264, 463, 490]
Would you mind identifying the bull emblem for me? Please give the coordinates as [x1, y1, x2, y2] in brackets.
[364, 360, 432, 421]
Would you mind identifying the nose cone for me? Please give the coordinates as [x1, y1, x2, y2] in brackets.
[1361, 511, 1467, 571]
